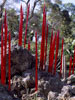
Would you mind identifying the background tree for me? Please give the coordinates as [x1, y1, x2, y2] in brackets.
[7, 9, 19, 34]
[0, 0, 7, 29]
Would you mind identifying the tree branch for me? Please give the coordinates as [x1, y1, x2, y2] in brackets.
[27, 0, 30, 5]
[22, 0, 40, 21]
[21, 0, 30, 5]
[29, 0, 40, 20]
[0, 0, 7, 8]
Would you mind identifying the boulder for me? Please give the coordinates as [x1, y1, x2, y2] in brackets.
[0, 84, 20, 100]
[1, 46, 35, 78]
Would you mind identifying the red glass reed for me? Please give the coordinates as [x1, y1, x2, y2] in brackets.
[4, 9, 6, 25]
[4, 10, 8, 84]
[40, 4, 46, 70]
[24, 4, 30, 48]
[28, 38, 30, 51]
[1, 24, 4, 84]
[19, 5, 23, 46]
[60, 39, 64, 77]
[50, 34, 56, 73]
[45, 24, 48, 65]
[53, 31, 59, 75]
[69, 56, 72, 77]
[48, 31, 53, 72]
[72, 47, 75, 74]
[35, 31, 38, 91]
[8, 32, 11, 90]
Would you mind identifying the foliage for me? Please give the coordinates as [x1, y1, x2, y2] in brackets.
[7, 9, 19, 34]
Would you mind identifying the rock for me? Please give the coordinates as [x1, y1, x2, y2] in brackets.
[11, 74, 35, 98]
[10, 69, 64, 99]
[57, 85, 71, 100]
[48, 91, 57, 100]
[21, 94, 29, 100]
[61, 85, 71, 92]
[36, 97, 46, 100]
[70, 86, 75, 95]
[70, 97, 75, 100]
[38, 71, 63, 96]
[21, 94, 46, 100]
[67, 74, 75, 85]
[3, 46, 35, 78]
[22, 69, 63, 98]
[35, 71, 63, 98]
[0, 84, 20, 100]
[57, 94, 70, 100]
[38, 79, 50, 97]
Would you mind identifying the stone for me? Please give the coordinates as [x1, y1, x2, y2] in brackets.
[37, 71, 63, 98]
[36, 97, 46, 100]
[70, 97, 75, 100]
[21, 94, 46, 100]
[61, 85, 71, 93]
[11, 73, 35, 98]
[57, 85, 71, 100]
[70, 86, 75, 95]
[67, 75, 75, 85]
[48, 91, 57, 100]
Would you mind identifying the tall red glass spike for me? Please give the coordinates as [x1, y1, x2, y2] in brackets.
[19, 5, 23, 46]
[40, 4, 46, 70]
[28, 38, 30, 51]
[35, 31, 38, 91]
[60, 39, 64, 77]
[53, 30, 59, 75]
[50, 33, 56, 73]
[24, 4, 30, 48]
[1, 24, 4, 84]
[8, 32, 11, 90]
[4, 9, 6, 25]
[48, 30, 53, 72]
[72, 47, 75, 74]
[45, 24, 48, 65]
[4, 9, 8, 84]
[69, 56, 72, 77]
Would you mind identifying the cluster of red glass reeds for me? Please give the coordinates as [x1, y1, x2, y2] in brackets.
[39, 4, 75, 78]
[1, 10, 11, 90]
[1, 4, 75, 92]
